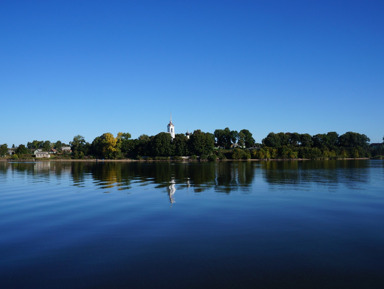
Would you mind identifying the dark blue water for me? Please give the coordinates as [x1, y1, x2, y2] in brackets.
[0, 160, 383, 289]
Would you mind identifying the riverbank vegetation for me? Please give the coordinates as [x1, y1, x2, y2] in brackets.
[1, 129, 384, 161]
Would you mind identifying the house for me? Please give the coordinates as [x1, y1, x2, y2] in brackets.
[61, 146, 72, 153]
[34, 149, 51, 158]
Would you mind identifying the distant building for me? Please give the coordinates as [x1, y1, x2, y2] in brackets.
[34, 149, 51, 158]
[166, 116, 191, 140]
[167, 116, 175, 139]
[61, 146, 72, 153]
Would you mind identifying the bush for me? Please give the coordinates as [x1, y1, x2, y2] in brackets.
[217, 152, 226, 160]
[155, 156, 170, 161]
[200, 154, 208, 161]
[232, 148, 251, 160]
[208, 154, 218, 162]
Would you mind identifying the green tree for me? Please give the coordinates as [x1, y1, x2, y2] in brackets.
[214, 128, 230, 148]
[54, 141, 63, 152]
[300, 133, 313, 147]
[326, 132, 339, 149]
[70, 135, 89, 159]
[42, 140, 51, 152]
[189, 130, 215, 156]
[230, 130, 239, 146]
[339, 132, 370, 148]
[263, 132, 281, 148]
[117, 132, 133, 158]
[151, 132, 173, 156]
[238, 129, 255, 148]
[129, 134, 152, 158]
[232, 148, 251, 159]
[214, 127, 239, 149]
[262, 132, 287, 148]
[0, 144, 8, 157]
[173, 134, 189, 156]
[27, 140, 44, 149]
[287, 132, 301, 146]
[338, 132, 370, 157]
[15, 144, 29, 155]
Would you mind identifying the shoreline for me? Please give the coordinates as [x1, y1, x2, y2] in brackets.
[0, 157, 372, 163]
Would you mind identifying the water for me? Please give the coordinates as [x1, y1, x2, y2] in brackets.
[0, 160, 383, 289]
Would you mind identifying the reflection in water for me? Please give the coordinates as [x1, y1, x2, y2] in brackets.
[262, 160, 370, 190]
[168, 178, 176, 205]
[1, 160, 383, 289]
[0, 160, 376, 197]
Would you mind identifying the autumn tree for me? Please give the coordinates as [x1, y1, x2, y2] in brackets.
[92, 133, 119, 159]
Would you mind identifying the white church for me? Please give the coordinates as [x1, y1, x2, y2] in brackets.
[167, 116, 190, 140]
[167, 117, 175, 139]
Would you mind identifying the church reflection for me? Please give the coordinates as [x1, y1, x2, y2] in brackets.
[167, 178, 176, 205]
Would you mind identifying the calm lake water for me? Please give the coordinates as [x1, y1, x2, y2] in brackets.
[1, 160, 383, 289]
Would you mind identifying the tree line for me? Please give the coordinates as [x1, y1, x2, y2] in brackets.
[1, 128, 384, 160]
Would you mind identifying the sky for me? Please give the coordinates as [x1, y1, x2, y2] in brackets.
[1, 0, 383, 146]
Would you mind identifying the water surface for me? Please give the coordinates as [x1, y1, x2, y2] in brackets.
[0, 160, 383, 288]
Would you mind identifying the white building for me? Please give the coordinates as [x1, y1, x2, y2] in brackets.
[61, 146, 72, 153]
[34, 149, 51, 158]
[167, 116, 175, 139]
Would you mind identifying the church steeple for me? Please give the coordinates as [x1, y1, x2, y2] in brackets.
[167, 114, 175, 139]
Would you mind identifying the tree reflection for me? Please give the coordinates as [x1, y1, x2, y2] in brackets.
[69, 162, 256, 195]
[0, 160, 375, 197]
[262, 160, 370, 189]
[215, 162, 256, 193]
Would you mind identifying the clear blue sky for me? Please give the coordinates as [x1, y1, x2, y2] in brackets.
[1, 0, 383, 146]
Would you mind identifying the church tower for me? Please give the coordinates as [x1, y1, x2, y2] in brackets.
[167, 115, 175, 139]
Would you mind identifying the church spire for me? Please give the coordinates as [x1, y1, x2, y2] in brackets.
[167, 114, 175, 139]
